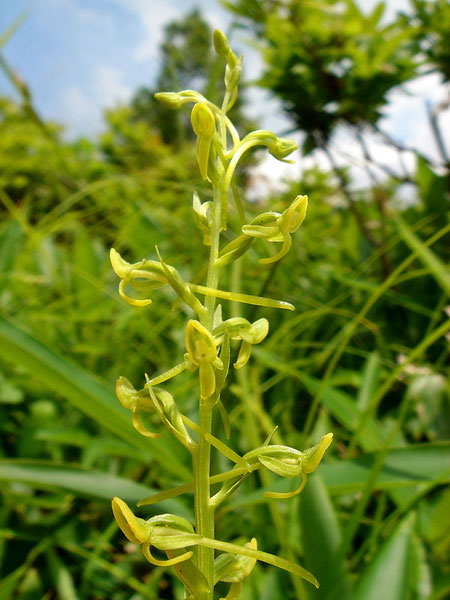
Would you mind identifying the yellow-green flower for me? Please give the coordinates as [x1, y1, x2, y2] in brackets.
[242, 195, 308, 264]
[185, 319, 223, 400]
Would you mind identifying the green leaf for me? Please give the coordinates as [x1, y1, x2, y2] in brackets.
[0, 12, 28, 50]
[354, 513, 415, 600]
[394, 214, 450, 296]
[357, 352, 380, 410]
[415, 155, 449, 221]
[0, 316, 190, 480]
[0, 459, 191, 517]
[321, 443, 450, 494]
[299, 474, 351, 600]
[71, 226, 100, 310]
[253, 349, 383, 451]
[46, 548, 77, 600]
[0, 220, 23, 294]
[300, 373, 383, 451]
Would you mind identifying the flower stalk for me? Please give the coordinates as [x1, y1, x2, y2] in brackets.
[110, 29, 332, 600]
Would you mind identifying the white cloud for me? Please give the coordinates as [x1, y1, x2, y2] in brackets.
[111, 0, 178, 62]
[59, 64, 132, 137]
[356, 0, 411, 21]
[59, 84, 99, 137]
[111, 0, 231, 63]
[44, 0, 115, 29]
[379, 73, 450, 164]
[93, 64, 132, 104]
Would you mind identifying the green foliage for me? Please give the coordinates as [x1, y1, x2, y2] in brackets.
[404, 0, 450, 81]
[0, 4, 448, 600]
[225, 0, 419, 152]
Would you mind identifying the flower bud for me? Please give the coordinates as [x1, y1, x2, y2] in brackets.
[213, 29, 230, 57]
[268, 137, 299, 162]
[225, 55, 243, 91]
[191, 103, 215, 139]
[154, 92, 183, 109]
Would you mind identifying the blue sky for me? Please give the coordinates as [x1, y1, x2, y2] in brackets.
[1, 0, 448, 189]
[0, 0, 232, 136]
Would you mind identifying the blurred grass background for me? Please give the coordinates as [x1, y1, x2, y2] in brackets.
[0, 1, 449, 599]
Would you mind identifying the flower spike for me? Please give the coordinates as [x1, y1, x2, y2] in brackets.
[111, 28, 330, 597]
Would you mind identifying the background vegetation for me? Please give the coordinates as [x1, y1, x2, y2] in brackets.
[0, 1, 449, 599]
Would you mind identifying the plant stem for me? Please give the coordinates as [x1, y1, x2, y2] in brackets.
[204, 186, 222, 329]
[194, 404, 214, 598]
[194, 182, 223, 599]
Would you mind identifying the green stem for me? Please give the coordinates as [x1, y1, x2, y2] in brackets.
[204, 186, 222, 328]
[194, 404, 214, 598]
[193, 173, 223, 600]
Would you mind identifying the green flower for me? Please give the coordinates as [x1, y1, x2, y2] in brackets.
[185, 320, 223, 400]
[242, 195, 308, 264]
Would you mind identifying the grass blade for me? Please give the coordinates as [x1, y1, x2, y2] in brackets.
[354, 514, 415, 600]
[299, 474, 351, 599]
[0, 316, 190, 480]
[0, 458, 191, 516]
[394, 215, 450, 296]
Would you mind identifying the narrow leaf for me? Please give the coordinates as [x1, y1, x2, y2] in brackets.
[354, 514, 415, 600]
[0, 316, 190, 480]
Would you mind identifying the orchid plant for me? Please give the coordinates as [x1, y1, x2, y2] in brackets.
[110, 29, 332, 600]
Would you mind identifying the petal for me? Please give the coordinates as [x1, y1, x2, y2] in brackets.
[259, 234, 292, 265]
[264, 474, 307, 500]
[111, 497, 149, 544]
[234, 340, 252, 369]
[142, 541, 193, 567]
[302, 433, 333, 474]
[200, 362, 216, 399]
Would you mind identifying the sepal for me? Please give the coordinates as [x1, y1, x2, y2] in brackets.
[213, 317, 269, 369]
[111, 497, 150, 544]
[214, 538, 257, 583]
[302, 432, 333, 473]
[147, 384, 196, 450]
